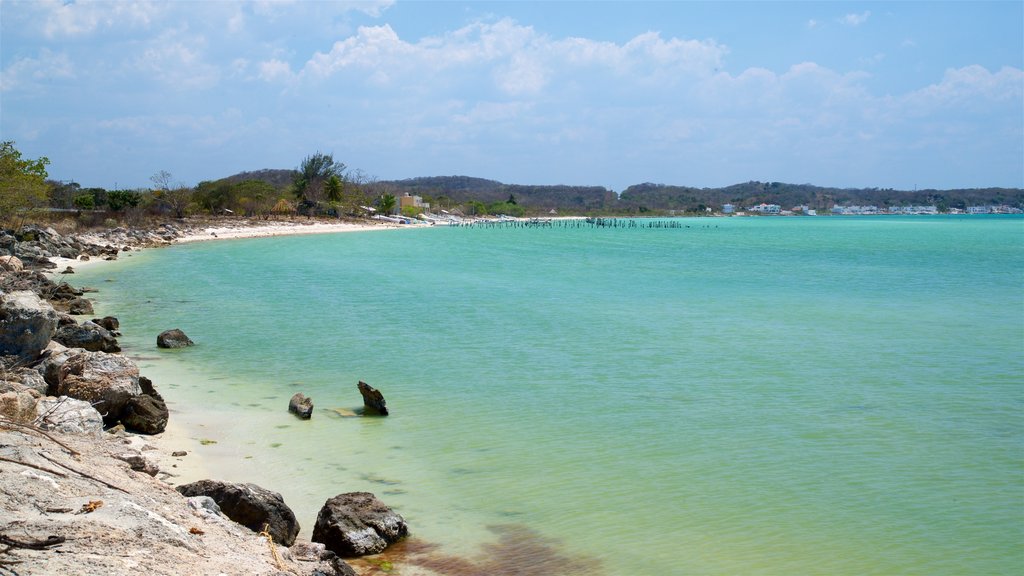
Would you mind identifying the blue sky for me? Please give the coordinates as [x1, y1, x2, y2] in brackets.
[2, 1, 1021, 192]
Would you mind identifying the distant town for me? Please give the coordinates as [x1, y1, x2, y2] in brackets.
[726, 202, 1023, 216]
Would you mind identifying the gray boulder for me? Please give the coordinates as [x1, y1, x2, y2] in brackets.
[357, 381, 388, 416]
[36, 340, 75, 395]
[35, 396, 104, 435]
[53, 321, 121, 353]
[56, 350, 142, 423]
[0, 290, 58, 361]
[176, 480, 300, 546]
[311, 492, 407, 557]
[288, 393, 314, 419]
[157, 328, 194, 349]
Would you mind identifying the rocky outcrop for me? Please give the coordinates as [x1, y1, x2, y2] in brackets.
[54, 320, 121, 353]
[56, 350, 142, 424]
[34, 396, 104, 435]
[357, 381, 388, 416]
[0, 290, 59, 361]
[175, 480, 301, 547]
[312, 492, 408, 557]
[157, 328, 194, 349]
[0, 389, 39, 423]
[121, 394, 169, 434]
[288, 392, 313, 419]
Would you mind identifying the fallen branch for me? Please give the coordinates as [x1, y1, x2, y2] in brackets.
[0, 418, 81, 457]
[0, 534, 65, 550]
[0, 456, 68, 479]
[37, 452, 128, 494]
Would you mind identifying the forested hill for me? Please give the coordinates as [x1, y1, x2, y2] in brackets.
[220, 170, 1022, 213]
[617, 182, 1024, 213]
[381, 177, 1022, 212]
[380, 176, 617, 211]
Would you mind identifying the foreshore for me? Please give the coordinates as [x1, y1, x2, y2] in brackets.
[0, 217, 431, 576]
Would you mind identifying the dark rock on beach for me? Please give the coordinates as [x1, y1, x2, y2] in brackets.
[66, 296, 94, 315]
[91, 316, 120, 332]
[288, 392, 314, 419]
[357, 381, 388, 416]
[157, 328, 194, 349]
[312, 492, 408, 557]
[121, 393, 169, 434]
[54, 320, 121, 353]
[176, 479, 301, 546]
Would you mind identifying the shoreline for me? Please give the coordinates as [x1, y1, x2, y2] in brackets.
[46, 217, 406, 507]
[2, 216, 430, 575]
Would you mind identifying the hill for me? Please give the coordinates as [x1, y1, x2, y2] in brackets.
[215, 171, 1024, 214]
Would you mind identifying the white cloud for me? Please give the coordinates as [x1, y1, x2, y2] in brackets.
[904, 65, 1024, 112]
[39, 0, 162, 38]
[807, 19, 819, 29]
[258, 59, 294, 83]
[841, 11, 871, 27]
[0, 49, 75, 92]
[288, 18, 726, 98]
[133, 31, 219, 90]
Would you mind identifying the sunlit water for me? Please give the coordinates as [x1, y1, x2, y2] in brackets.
[71, 216, 1024, 575]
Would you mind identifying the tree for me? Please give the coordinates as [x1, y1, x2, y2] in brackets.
[294, 152, 346, 207]
[106, 190, 141, 212]
[377, 193, 397, 215]
[150, 170, 173, 191]
[0, 141, 50, 224]
[325, 174, 344, 203]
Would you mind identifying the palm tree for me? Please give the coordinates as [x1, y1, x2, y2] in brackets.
[376, 193, 397, 215]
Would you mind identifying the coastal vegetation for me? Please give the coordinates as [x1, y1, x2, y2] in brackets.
[3, 141, 1023, 225]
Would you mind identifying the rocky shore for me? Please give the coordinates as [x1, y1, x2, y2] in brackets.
[0, 219, 412, 576]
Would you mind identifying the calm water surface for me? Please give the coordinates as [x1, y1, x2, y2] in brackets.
[73, 216, 1024, 575]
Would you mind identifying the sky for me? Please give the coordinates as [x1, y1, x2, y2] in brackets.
[1, 1, 1022, 192]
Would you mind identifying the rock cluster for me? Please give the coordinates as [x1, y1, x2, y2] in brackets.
[0, 223, 191, 269]
[0, 233, 166, 434]
[1, 222, 410, 574]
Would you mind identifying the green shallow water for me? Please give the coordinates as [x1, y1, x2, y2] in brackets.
[72, 216, 1024, 575]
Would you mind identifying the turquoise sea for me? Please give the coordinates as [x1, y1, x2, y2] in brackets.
[72, 216, 1023, 575]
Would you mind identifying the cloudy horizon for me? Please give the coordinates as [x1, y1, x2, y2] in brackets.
[2, 1, 1021, 192]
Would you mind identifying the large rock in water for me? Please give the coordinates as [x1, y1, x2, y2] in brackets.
[0, 290, 58, 361]
[56, 350, 141, 424]
[53, 320, 121, 353]
[288, 393, 313, 419]
[357, 381, 388, 416]
[311, 492, 408, 557]
[157, 328, 194, 349]
[176, 480, 300, 546]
